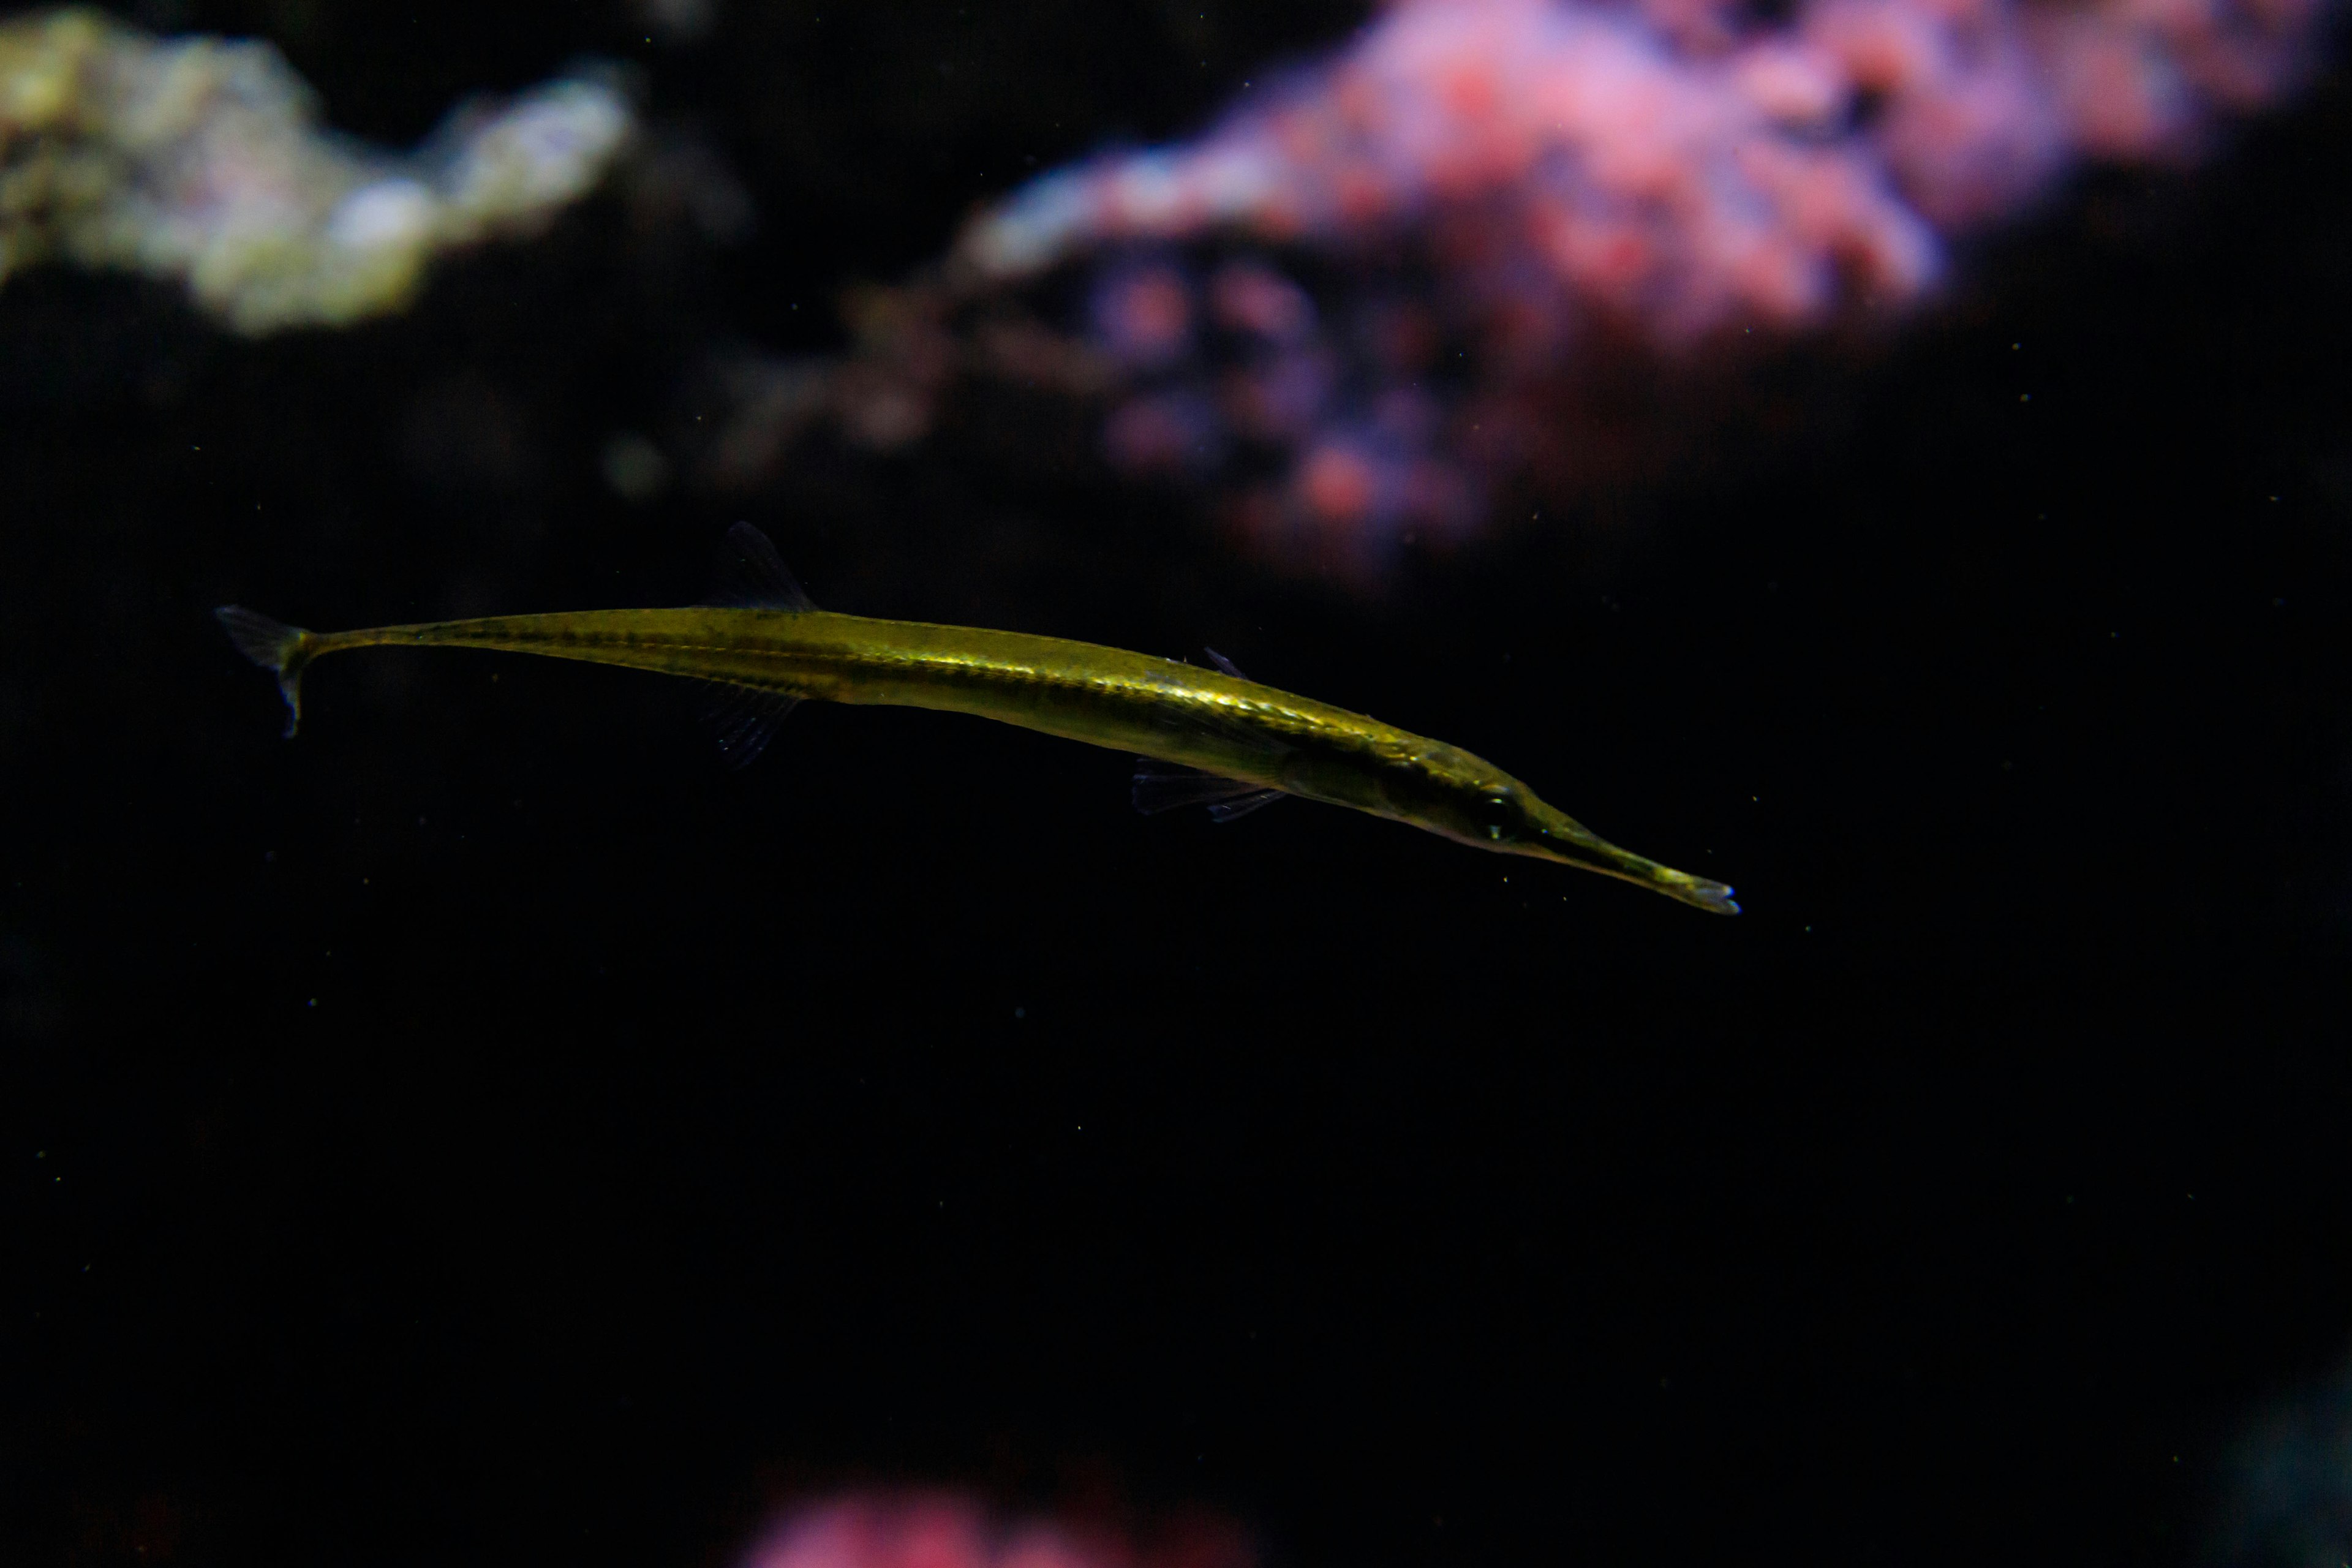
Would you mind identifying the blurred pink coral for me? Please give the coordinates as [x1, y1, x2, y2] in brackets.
[715, 0, 2330, 578]
[741, 1491, 1254, 1568]
[1093, 263, 1199, 368]
[963, 0, 2320, 297]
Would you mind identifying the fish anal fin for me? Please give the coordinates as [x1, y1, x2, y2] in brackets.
[699, 681, 802, 769]
[706, 522, 816, 612]
[1132, 756, 1286, 820]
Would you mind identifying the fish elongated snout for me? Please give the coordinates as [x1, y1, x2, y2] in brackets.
[1654, 870, 1740, 916]
[1529, 815, 1739, 914]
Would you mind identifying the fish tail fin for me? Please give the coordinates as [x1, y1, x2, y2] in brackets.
[214, 606, 317, 737]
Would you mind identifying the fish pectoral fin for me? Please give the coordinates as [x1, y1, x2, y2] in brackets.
[704, 522, 816, 613]
[1131, 758, 1287, 820]
[1202, 646, 1248, 679]
[699, 682, 802, 769]
[1205, 789, 1285, 823]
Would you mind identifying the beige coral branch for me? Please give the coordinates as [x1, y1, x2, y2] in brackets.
[0, 8, 633, 331]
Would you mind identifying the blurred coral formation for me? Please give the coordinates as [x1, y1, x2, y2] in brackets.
[1, 0, 2331, 575]
[742, 1490, 1257, 1568]
[0, 7, 633, 331]
[704, 0, 2333, 576]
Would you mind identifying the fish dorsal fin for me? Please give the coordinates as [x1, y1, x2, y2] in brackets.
[1202, 646, 1247, 679]
[700, 681, 802, 770]
[707, 522, 816, 612]
[1132, 757, 1287, 821]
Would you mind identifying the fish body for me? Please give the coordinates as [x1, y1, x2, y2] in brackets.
[217, 531, 1736, 914]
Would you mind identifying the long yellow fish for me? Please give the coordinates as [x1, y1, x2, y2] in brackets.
[217, 524, 1736, 913]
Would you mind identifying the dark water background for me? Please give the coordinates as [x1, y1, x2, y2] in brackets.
[6, 4, 2352, 1566]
